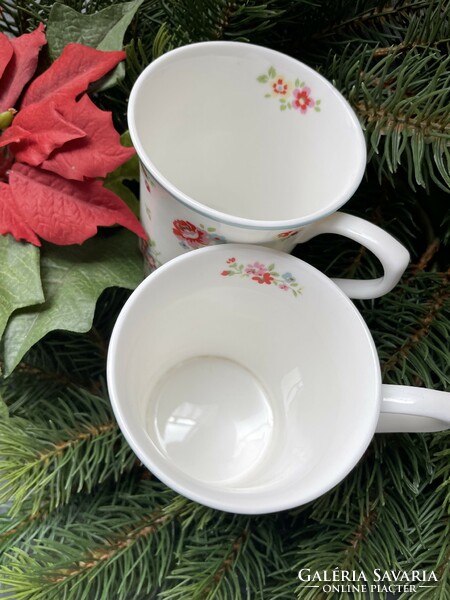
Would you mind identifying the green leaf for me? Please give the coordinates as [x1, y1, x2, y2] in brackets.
[2, 230, 143, 377]
[0, 236, 44, 342]
[46, 0, 144, 88]
[268, 66, 276, 78]
[257, 74, 268, 83]
[103, 131, 140, 216]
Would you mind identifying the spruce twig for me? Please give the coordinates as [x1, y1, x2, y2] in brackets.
[0, 389, 136, 516]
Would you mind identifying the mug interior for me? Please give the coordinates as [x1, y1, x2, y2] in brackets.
[129, 42, 366, 225]
[107, 245, 380, 513]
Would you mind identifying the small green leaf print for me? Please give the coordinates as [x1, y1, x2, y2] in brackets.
[280, 104, 287, 111]
[207, 227, 216, 232]
[268, 66, 276, 78]
[279, 98, 286, 103]
[295, 78, 300, 87]
[264, 93, 271, 98]
[257, 74, 269, 83]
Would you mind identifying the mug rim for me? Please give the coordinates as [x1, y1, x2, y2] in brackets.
[128, 41, 367, 231]
[107, 244, 382, 513]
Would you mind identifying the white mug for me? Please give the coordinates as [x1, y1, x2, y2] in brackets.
[107, 244, 450, 514]
[128, 41, 410, 299]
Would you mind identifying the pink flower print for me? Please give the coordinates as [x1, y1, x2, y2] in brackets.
[227, 257, 236, 264]
[292, 87, 315, 114]
[245, 261, 267, 276]
[272, 77, 289, 96]
[279, 283, 289, 291]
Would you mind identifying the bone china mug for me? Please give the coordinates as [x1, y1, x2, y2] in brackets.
[107, 244, 450, 515]
[107, 244, 450, 514]
[128, 41, 410, 299]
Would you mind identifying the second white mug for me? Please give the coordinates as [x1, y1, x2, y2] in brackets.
[128, 41, 410, 299]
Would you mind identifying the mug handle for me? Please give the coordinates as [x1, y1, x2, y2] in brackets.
[298, 212, 410, 299]
[376, 385, 450, 433]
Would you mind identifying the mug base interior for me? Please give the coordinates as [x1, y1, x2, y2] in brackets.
[146, 355, 275, 485]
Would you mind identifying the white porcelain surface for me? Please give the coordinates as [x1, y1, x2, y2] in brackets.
[129, 42, 409, 299]
[106, 244, 450, 514]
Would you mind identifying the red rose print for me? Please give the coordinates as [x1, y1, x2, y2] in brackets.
[172, 219, 210, 249]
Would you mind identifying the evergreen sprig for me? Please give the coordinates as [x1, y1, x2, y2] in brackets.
[0, 388, 136, 516]
[0, 1, 449, 599]
[0, 481, 183, 600]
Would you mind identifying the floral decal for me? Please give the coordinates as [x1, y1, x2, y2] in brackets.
[257, 66, 321, 114]
[173, 219, 227, 250]
[142, 165, 156, 194]
[276, 229, 300, 240]
[140, 236, 162, 273]
[221, 257, 302, 297]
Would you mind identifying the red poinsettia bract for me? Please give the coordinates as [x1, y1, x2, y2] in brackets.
[0, 25, 146, 246]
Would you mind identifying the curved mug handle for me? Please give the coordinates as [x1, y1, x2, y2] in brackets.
[377, 385, 450, 433]
[297, 212, 410, 299]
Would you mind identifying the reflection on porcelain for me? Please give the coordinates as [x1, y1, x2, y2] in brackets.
[107, 244, 450, 515]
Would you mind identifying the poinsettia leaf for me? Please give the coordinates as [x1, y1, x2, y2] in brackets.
[0, 182, 40, 246]
[0, 24, 46, 112]
[21, 44, 126, 107]
[39, 95, 135, 180]
[46, 0, 144, 90]
[1, 229, 143, 376]
[0, 100, 86, 166]
[9, 163, 147, 245]
[102, 131, 140, 215]
[0, 34, 13, 81]
[0, 234, 44, 342]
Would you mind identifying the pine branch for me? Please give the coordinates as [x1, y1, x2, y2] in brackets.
[157, 0, 288, 47]
[313, 0, 449, 49]
[0, 481, 183, 600]
[362, 269, 450, 388]
[327, 42, 450, 193]
[397, 488, 450, 600]
[0, 388, 136, 516]
[308, 433, 434, 525]
[160, 514, 288, 600]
